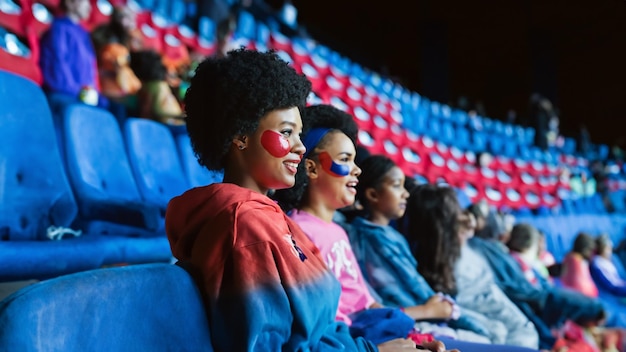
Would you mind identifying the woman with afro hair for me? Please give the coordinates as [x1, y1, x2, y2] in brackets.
[165, 49, 409, 351]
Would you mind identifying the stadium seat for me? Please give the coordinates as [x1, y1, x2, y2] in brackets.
[0, 70, 170, 281]
[234, 10, 256, 41]
[0, 264, 214, 351]
[63, 105, 163, 235]
[0, 26, 42, 85]
[124, 118, 190, 214]
[84, 0, 112, 31]
[176, 134, 223, 188]
[469, 130, 487, 153]
[135, 11, 164, 53]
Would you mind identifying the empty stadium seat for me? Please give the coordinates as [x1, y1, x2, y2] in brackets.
[235, 10, 256, 41]
[63, 105, 163, 236]
[0, 263, 214, 351]
[176, 134, 223, 188]
[0, 27, 42, 84]
[124, 118, 190, 213]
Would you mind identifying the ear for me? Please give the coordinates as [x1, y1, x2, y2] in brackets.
[305, 158, 319, 179]
[232, 135, 247, 150]
[364, 187, 378, 204]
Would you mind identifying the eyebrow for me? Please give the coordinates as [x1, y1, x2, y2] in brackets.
[280, 121, 299, 128]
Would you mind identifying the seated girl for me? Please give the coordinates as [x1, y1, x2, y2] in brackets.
[561, 232, 600, 298]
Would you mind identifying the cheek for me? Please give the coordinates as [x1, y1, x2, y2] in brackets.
[318, 152, 350, 177]
[261, 130, 291, 157]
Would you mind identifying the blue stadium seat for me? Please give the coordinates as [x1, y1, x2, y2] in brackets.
[124, 118, 190, 213]
[562, 137, 577, 155]
[198, 16, 216, 43]
[0, 264, 213, 351]
[0, 70, 170, 281]
[176, 134, 224, 188]
[454, 125, 471, 151]
[426, 117, 442, 141]
[169, 0, 187, 25]
[235, 10, 256, 41]
[440, 121, 455, 146]
[469, 130, 487, 153]
[487, 135, 505, 155]
[256, 20, 271, 46]
[63, 105, 163, 236]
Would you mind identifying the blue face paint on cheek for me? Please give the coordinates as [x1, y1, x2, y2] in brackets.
[261, 130, 291, 157]
[318, 152, 350, 177]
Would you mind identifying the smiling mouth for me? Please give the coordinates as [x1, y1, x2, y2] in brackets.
[284, 161, 299, 174]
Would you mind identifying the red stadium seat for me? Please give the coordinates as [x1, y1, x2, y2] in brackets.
[0, 0, 25, 36]
[0, 26, 42, 84]
[135, 10, 164, 53]
[83, 0, 112, 31]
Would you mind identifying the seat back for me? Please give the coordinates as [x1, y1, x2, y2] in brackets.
[0, 69, 77, 241]
[0, 263, 213, 351]
[176, 134, 223, 188]
[63, 105, 160, 230]
[124, 118, 189, 211]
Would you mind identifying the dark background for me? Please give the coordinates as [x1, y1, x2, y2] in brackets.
[285, 0, 626, 149]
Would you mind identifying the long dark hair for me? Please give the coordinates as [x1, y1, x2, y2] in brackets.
[397, 184, 461, 296]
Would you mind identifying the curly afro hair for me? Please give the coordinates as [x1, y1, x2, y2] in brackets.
[184, 48, 311, 170]
[272, 104, 358, 212]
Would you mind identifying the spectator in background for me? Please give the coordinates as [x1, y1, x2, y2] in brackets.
[90, 4, 143, 120]
[215, 14, 238, 58]
[469, 218, 606, 349]
[39, 0, 103, 107]
[560, 232, 599, 298]
[590, 235, 626, 299]
[506, 224, 544, 286]
[402, 185, 539, 348]
[96, 42, 142, 103]
[536, 230, 557, 279]
[528, 93, 554, 150]
[130, 50, 184, 127]
[91, 5, 143, 54]
[570, 169, 597, 199]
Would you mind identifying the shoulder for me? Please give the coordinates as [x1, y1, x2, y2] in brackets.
[232, 198, 291, 246]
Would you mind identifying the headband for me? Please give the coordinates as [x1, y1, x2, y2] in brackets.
[302, 127, 331, 158]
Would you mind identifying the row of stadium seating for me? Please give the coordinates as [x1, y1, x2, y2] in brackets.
[0, 69, 221, 281]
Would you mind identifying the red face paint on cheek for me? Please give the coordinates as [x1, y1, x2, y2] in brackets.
[261, 130, 291, 157]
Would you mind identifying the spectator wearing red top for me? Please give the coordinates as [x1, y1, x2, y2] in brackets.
[560, 233, 599, 298]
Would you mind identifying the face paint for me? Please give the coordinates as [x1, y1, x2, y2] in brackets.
[318, 151, 350, 177]
[261, 130, 291, 157]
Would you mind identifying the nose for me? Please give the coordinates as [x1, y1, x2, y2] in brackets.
[402, 187, 410, 199]
[352, 164, 362, 177]
[292, 135, 306, 157]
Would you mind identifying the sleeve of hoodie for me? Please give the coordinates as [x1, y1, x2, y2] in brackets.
[187, 203, 377, 352]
